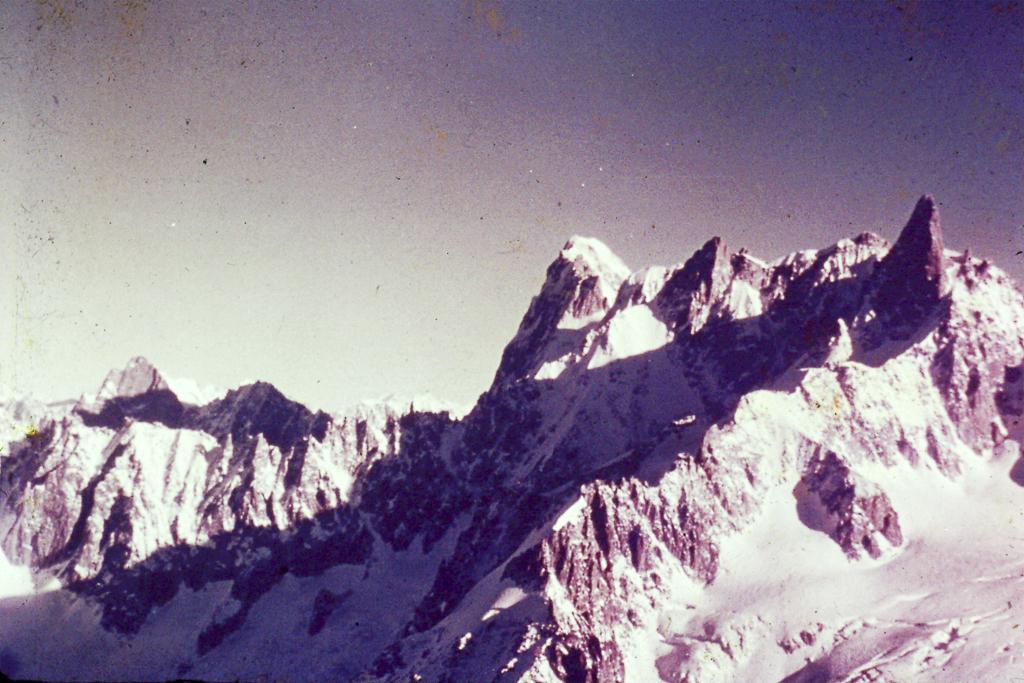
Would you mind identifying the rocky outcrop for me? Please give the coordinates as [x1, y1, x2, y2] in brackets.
[653, 236, 742, 333]
[865, 195, 951, 342]
[877, 195, 949, 301]
[493, 236, 630, 385]
[795, 451, 902, 559]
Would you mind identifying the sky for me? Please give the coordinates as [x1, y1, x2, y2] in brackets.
[1, 0, 1021, 413]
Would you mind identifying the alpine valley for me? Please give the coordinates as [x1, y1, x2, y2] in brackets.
[2, 196, 1023, 683]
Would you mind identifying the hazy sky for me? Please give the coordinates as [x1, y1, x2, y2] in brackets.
[1, 0, 1021, 412]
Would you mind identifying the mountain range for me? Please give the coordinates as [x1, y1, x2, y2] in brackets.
[1, 196, 1022, 682]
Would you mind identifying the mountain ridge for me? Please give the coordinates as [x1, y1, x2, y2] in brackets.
[1, 197, 1023, 682]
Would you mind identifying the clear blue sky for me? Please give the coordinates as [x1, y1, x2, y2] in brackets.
[2, 1, 1021, 411]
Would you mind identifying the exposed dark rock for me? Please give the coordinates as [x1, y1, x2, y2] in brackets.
[997, 363, 1024, 416]
[77, 389, 186, 430]
[183, 381, 332, 454]
[308, 588, 353, 636]
[493, 237, 627, 385]
[796, 451, 903, 559]
[654, 236, 736, 332]
[880, 195, 949, 293]
[361, 411, 464, 552]
[869, 195, 951, 340]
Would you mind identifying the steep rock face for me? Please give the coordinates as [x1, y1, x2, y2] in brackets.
[795, 450, 902, 559]
[2, 420, 221, 581]
[864, 195, 951, 343]
[927, 255, 1024, 456]
[494, 236, 631, 385]
[875, 195, 949, 304]
[653, 236, 743, 333]
[515, 466, 748, 683]
[359, 409, 467, 553]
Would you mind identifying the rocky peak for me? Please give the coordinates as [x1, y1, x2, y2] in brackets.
[880, 195, 949, 295]
[76, 358, 183, 430]
[653, 236, 737, 332]
[97, 357, 168, 400]
[685, 236, 733, 290]
[189, 381, 330, 453]
[492, 237, 630, 384]
[549, 236, 631, 330]
[560, 235, 629, 275]
[863, 195, 952, 341]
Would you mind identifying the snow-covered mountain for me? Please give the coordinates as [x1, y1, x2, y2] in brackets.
[1, 196, 1022, 682]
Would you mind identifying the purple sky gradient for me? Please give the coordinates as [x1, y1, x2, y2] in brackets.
[2, 0, 1021, 411]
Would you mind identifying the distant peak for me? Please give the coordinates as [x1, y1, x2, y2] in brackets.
[558, 236, 630, 281]
[561, 234, 604, 252]
[900, 195, 941, 246]
[909, 194, 939, 225]
[97, 357, 168, 400]
[700, 235, 724, 253]
[546, 236, 630, 329]
[125, 356, 158, 374]
[685, 237, 732, 280]
[227, 380, 288, 404]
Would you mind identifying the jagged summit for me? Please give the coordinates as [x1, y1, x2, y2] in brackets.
[194, 380, 331, 453]
[559, 235, 630, 280]
[97, 356, 168, 400]
[880, 194, 948, 291]
[552, 236, 631, 329]
[867, 194, 951, 340]
[653, 235, 739, 332]
[76, 356, 173, 417]
[494, 197, 952, 388]
[492, 236, 630, 384]
[91, 357, 226, 408]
